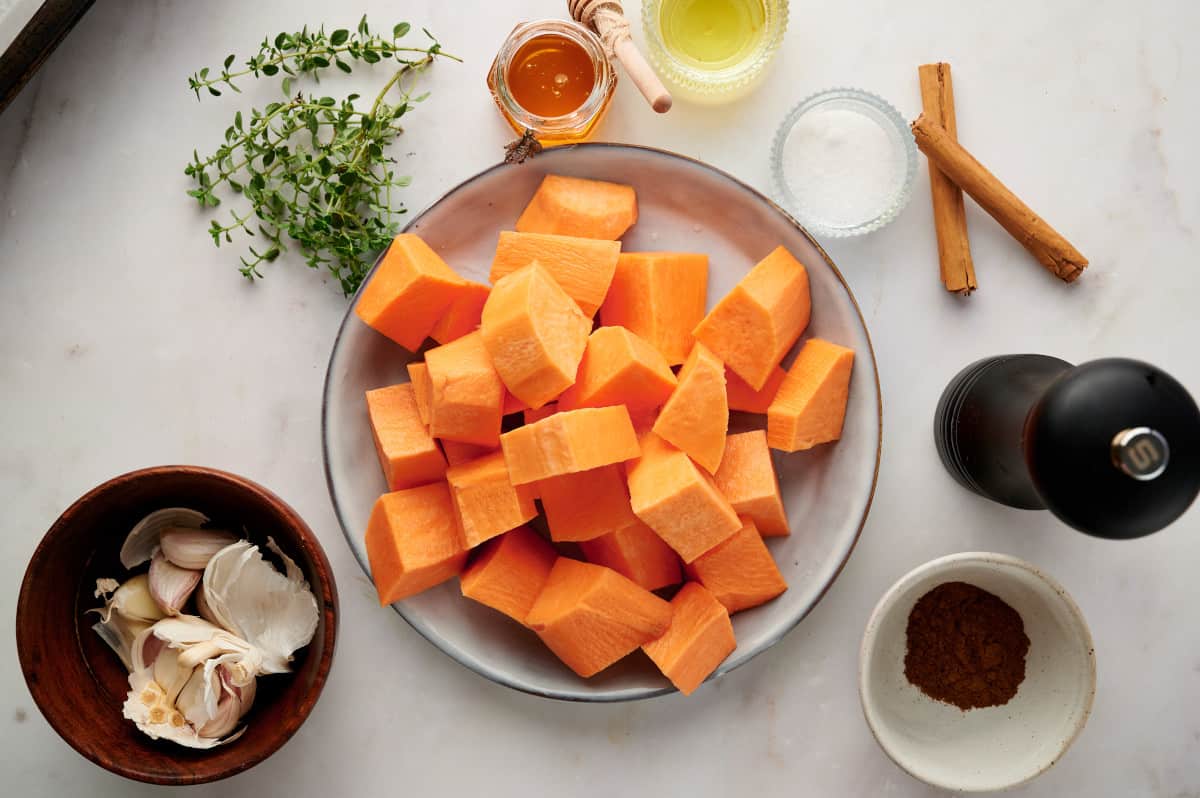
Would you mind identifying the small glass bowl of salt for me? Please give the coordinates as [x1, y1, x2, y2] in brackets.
[770, 88, 917, 238]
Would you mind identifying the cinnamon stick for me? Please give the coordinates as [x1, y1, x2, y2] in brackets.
[911, 114, 1088, 282]
[918, 63, 976, 295]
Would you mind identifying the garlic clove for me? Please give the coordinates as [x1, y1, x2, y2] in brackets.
[148, 551, 201, 615]
[175, 658, 250, 739]
[202, 540, 319, 674]
[120, 507, 209, 569]
[176, 664, 214, 727]
[152, 645, 196, 705]
[225, 664, 257, 718]
[160, 527, 239, 570]
[198, 689, 242, 739]
[93, 574, 167, 624]
[194, 579, 221, 626]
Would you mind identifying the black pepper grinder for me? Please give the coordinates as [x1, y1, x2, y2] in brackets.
[934, 355, 1200, 539]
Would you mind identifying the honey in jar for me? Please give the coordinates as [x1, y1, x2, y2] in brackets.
[488, 20, 617, 144]
[507, 34, 595, 117]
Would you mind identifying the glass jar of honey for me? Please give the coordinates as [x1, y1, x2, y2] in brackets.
[488, 20, 617, 145]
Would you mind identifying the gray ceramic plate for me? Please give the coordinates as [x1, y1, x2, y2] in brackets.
[322, 143, 881, 701]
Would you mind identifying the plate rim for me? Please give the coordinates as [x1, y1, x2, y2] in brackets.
[321, 141, 883, 702]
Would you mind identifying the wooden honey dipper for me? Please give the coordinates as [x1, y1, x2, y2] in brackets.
[569, 0, 673, 113]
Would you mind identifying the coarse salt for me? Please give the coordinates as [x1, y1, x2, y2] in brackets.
[781, 107, 902, 228]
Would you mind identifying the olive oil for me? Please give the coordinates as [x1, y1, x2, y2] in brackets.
[658, 0, 767, 69]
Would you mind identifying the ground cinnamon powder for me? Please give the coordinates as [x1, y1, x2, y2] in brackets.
[904, 581, 1030, 710]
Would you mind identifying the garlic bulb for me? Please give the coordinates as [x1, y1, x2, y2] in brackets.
[121, 667, 243, 749]
[148, 551, 201, 615]
[160, 527, 238, 570]
[201, 539, 319, 674]
[119, 507, 208, 569]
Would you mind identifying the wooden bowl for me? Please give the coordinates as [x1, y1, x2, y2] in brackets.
[15, 466, 339, 785]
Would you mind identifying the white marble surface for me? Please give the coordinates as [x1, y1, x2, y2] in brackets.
[2, 0, 1198, 794]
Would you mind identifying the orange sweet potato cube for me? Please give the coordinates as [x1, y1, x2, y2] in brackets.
[441, 440, 497, 466]
[767, 339, 855, 452]
[652, 342, 728, 474]
[425, 331, 505, 447]
[515, 174, 638, 241]
[600, 252, 708, 366]
[526, 558, 673, 678]
[557, 326, 677, 413]
[406, 362, 432, 426]
[354, 234, 468, 351]
[726, 364, 787, 414]
[693, 246, 811, 390]
[430, 280, 490, 345]
[642, 582, 736, 695]
[460, 525, 557, 625]
[684, 519, 787, 613]
[365, 483, 468, 604]
[538, 464, 638, 542]
[481, 262, 591, 409]
[712, 431, 789, 537]
[501, 406, 641, 485]
[489, 231, 621, 318]
[446, 451, 538, 547]
[626, 432, 741, 563]
[579, 519, 682, 591]
[364, 383, 447, 490]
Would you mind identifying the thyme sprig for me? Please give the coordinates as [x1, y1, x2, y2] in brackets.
[184, 17, 459, 296]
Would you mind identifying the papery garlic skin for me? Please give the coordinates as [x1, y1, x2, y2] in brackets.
[150, 615, 263, 682]
[202, 539, 319, 674]
[119, 508, 209, 569]
[148, 552, 201, 615]
[94, 578, 120, 598]
[90, 613, 152, 672]
[160, 528, 238, 570]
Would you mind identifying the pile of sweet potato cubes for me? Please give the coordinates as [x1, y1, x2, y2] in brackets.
[356, 175, 854, 694]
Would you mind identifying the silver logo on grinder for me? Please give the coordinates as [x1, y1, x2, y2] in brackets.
[1112, 427, 1170, 481]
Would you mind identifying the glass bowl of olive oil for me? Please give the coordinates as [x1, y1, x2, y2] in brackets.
[642, 0, 787, 103]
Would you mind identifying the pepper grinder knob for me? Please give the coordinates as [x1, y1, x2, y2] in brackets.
[1024, 358, 1200, 538]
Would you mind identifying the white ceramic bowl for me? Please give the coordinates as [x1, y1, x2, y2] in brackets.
[323, 143, 882, 701]
[859, 552, 1096, 792]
